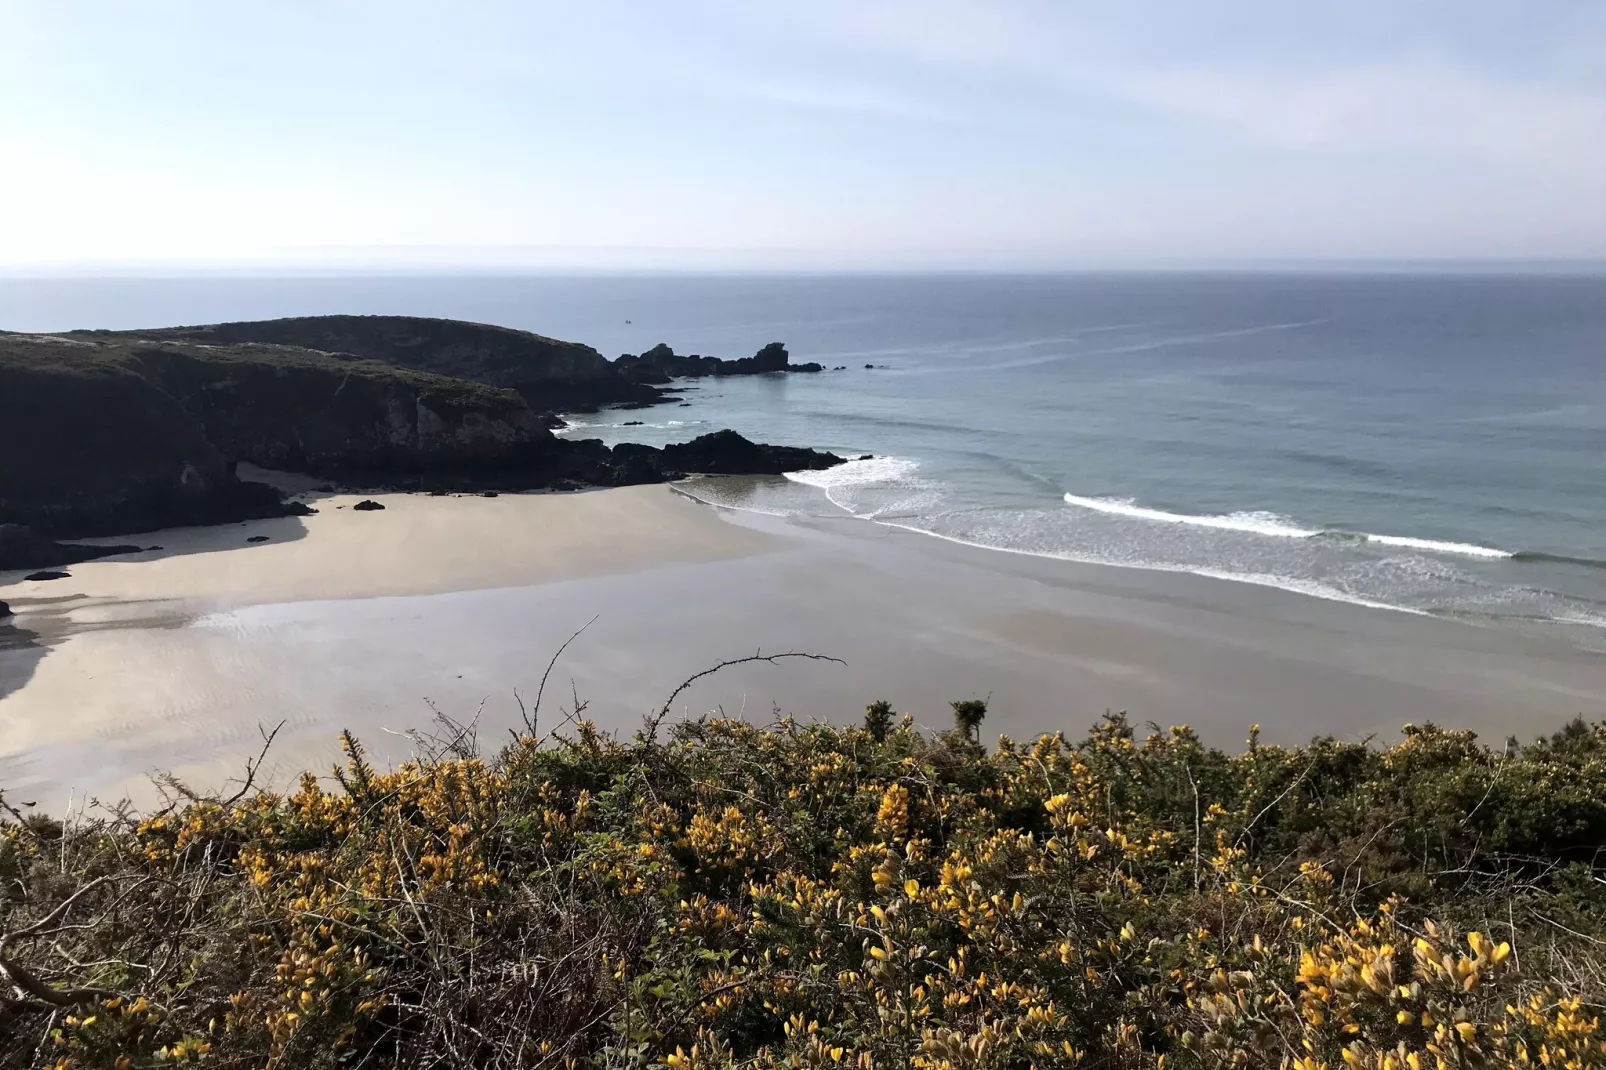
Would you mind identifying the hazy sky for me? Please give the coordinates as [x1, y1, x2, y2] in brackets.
[3, 1, 1604, 269]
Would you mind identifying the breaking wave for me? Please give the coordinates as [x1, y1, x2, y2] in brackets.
[1061, 493, 1513, 559]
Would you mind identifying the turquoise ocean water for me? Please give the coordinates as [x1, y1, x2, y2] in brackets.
[6, 272, 1605, 647]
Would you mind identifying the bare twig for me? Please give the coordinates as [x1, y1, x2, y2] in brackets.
[222, 719, 287, 806]
[1236, 757, 1318, 851]
[1186, 762, 1202, 892]
[645, 650, 845, 742]
[1532, 911, 1606, 947]
[0, 876, 140, 1010]
[526, 616, 599, 736]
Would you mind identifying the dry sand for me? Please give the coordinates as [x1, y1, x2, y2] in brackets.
[2, 482, 1604, 808]
[15, 484, 772, 609]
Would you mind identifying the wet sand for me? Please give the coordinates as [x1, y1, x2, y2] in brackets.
[2, 483, 1603, 807]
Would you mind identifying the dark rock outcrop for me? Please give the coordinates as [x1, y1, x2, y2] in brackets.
[2, 320, 845, 539]
[614, 342, 823, 382]
[23, 571, 70, 582]
[127, 344, 551, 481]
[0, 601, 10, 618]
[585, 432, 840, 482]
[352, 500, 386, 512]
[660, 430, 842, 475]
[0, 339, 310, 537]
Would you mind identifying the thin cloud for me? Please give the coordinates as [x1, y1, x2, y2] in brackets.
[733, 78, 957, 122]
[769, 1, 1606, 161]
[677, 65, 959, 123]
[1110, 57, 1606, 159]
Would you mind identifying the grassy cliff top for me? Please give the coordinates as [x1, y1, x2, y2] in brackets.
[130, 314, 618, 387]
[0, 332, 531, 407]
[2, 703, 1603, 1068]
[139, 312, 592, 350]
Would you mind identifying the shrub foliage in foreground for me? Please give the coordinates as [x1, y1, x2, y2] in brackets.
[2, 708, 1606, 1068]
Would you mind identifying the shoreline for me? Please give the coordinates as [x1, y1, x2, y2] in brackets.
[671, 480, 1431, 620]
[2, 483, 1603, 806]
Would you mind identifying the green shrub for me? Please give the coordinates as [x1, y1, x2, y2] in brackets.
[1, 712, 1603, 1068]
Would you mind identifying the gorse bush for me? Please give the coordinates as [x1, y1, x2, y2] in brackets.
[2, 710, 1605, 1068]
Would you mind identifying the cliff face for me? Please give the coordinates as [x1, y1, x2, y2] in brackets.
[2, 318, 846, 540]
[1, 335, 564, 536]
[0, 338, 298, 536]
[128, 344, 551, 479]
[140, 315, 663, 414]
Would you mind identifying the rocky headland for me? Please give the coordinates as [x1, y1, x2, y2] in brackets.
[613, 341, 823, 384]
[0, 316, 842, 544]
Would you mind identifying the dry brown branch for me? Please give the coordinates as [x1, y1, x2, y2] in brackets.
[522, 615, 599, 736]
[645, 649, 845, 741]
[0, 876, 141, 1011]
[221, 719, 287, 806]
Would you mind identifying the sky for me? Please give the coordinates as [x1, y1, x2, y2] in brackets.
[2, 1, 1604, 270]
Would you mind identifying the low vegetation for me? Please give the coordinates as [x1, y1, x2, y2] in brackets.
[2, 698, 1605, 1068]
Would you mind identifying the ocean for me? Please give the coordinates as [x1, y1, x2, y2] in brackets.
[6, 271, 1605, 647]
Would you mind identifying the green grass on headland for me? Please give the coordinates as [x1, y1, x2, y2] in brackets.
[3, 703, 1605, 1068]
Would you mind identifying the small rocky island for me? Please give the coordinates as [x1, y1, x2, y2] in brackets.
[613, 341, 822, 383]
[0, 315, 842, 559]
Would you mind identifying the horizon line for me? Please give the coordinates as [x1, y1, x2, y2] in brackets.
[4, 257, 1606, 280]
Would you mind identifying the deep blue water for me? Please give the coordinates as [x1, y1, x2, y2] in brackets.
[5, 272, 1606, 645]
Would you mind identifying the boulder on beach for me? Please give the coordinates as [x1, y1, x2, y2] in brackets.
[23, 571, 70, 582]
[0, 600, 10, 618]
[352, 500, 386, 512]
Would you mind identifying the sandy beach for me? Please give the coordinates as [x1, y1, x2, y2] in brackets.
[3, 480, 1604, 806]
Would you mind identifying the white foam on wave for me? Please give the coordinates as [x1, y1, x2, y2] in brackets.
[1551, 610, 1606, 632]
[785, 455, 921, 490]
[785, 456, 932, 518]
[1061, 493, 1318, 538]
[686, 465, 1500, 619]
[1185, 568, 1425, 615]
[685, 472, 1431, 618]
[555, 418, 706, 435]
[669, 483, 799, 518]
[1062, 493, 1514, 559]
[867, 518, 1427, 616]
[1357, 533, 1511, 559]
